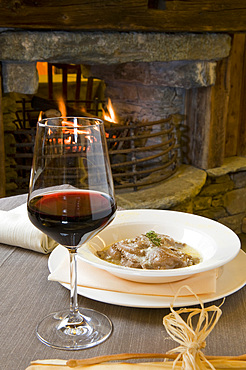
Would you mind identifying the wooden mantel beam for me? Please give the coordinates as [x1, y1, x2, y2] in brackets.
[0, 1, 246, 32]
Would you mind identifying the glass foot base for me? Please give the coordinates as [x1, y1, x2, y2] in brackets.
[36, 308, 113, 350]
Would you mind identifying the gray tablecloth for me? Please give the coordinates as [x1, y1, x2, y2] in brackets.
[0, 194, 245, 370]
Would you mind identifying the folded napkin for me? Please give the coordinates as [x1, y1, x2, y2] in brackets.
[48, 247, 217, 297]
[0, 203, 57, 254]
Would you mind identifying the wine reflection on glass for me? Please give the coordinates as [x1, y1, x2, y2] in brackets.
[27, 117, 117, 350]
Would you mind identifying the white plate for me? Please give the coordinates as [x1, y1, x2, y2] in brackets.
[78, 210, 241, 283]
[48, 246, 246, 308]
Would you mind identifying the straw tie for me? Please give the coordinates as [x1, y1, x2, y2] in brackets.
[163, 285, 224, 370]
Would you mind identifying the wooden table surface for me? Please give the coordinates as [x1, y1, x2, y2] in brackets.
[0, 194, 245, 370]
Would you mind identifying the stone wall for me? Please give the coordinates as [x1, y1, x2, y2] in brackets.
[2, 94, 19, 195]
[192, 157, 246, 234]
[116, 156, 246, 236]
[84, 61, 217, 122]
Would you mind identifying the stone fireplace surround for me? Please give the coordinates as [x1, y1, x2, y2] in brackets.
[1, 29, 246, 235]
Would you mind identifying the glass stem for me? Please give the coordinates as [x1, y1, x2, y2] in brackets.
[69, 248, 79, 316]
[56, 247, 85, 331]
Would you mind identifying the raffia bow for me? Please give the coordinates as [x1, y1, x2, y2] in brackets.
[163, 285, 224, 370]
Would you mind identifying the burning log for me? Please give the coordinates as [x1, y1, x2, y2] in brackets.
[31, 96, 86, 117]
[31, 96, 113, 128]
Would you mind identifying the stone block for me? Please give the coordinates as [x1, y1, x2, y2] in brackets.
[2, 94, 18, 112]
[111, 102, 143, 120]
[2, 62, 38, 94]
[206, 156, 246, 177]
[211, 195, 224, 208]
[5, 168, 17, 181]
[90, 61, 217, 89]
[138, 86, 176, 103]
[3, 112, 17, 131]
[199, 181, 234, 197]
[195, 207, 227, 220]
[224, 188, 246, 215]
[193, 196, 212, 211]
[242, 217, 246, 233]
[218, 213, 246, 234]
[0, 31, 231, 64]
[3, 120, 17, 132]
[115, 164, 206, 210]
[5, 182, 18, 194]
[231, 171, 246, 189]
[171, 200, 193, 213]
[212, 174, 231, 184]
[105, 85, 124, 101]
[4, 133, 16, 155]
[120, 84, 138, 101]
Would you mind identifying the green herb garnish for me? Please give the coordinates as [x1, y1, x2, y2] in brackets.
[146, 231, 161, 246]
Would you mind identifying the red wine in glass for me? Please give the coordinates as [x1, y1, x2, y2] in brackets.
[27, 117, 116, 350]
[28, 190, 116, 247]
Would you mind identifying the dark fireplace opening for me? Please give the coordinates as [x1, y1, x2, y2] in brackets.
[10, 92, 178, 194]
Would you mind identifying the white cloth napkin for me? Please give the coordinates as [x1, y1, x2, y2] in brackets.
[0, 203, 57, 254]
[48, 247, 217, 297]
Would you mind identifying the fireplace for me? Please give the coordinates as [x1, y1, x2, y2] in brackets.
[12, 104, 178, 192]
[2, 31, 229, 192]
[1, 26, 246, 235]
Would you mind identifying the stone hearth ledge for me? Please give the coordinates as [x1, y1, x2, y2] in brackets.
[115, 164, 206, 210]
[206, 156, 246, 177]
[115, 157, 246, 210]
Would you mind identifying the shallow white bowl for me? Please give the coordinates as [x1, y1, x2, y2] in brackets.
[78, 209, 241, 283]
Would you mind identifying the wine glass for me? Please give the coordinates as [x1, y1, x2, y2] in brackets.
[27, 117, 117, 350]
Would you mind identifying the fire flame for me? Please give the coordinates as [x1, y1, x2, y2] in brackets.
[38, 111, 43, 121]
[42, 96, 101, 148]
[102, 98, 118, 124]
[57, 95, 67, 117]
